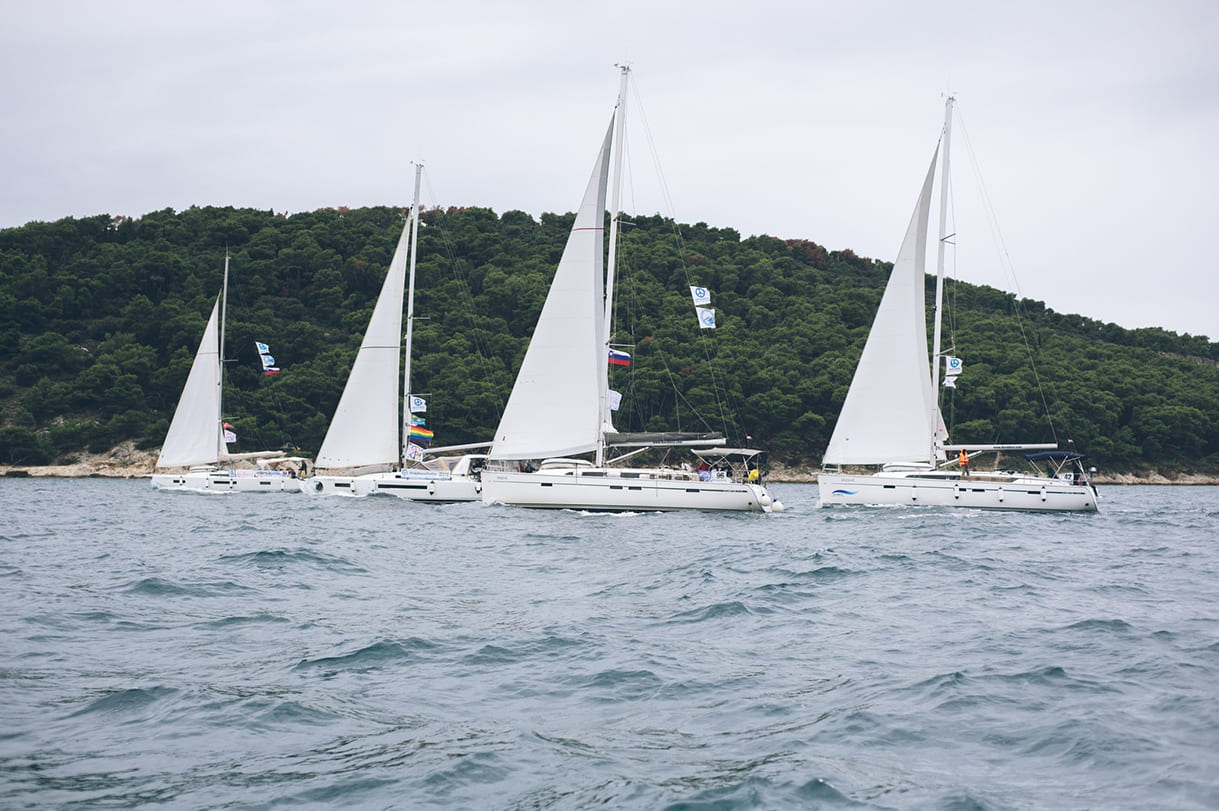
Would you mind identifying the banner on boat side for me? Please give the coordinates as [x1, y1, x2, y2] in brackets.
[409, 396, 427, 413]
[696, 307, 716, 329]
[608, 349, 631, 367]
[690, 286, 711, 306]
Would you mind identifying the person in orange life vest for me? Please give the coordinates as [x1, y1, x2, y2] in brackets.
[958, 448, 970, 477]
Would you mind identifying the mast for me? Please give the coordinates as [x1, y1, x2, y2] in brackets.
[930, 95, 954, 461]
[401, 163, 423, 467]
[597, 64, 630, 467]
[217, 251, 229, 460]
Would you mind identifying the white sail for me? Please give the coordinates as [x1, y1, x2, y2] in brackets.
[315, 219, 412, 469]
[822, 147, 942, 466]
[156, 297, 222, 467]
[489, 123, 613, 460]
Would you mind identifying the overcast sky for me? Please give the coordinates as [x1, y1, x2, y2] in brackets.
[4, 1, 1217, 341]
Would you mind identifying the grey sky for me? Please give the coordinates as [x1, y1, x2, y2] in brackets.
[3, 1, 1216, 340]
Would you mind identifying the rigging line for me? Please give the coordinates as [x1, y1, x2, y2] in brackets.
[214, 259, 290, 450]
[654, 349, 726, 435]
[956, 107, 1061, 444]
[615, 248, 719, 437]
[419, 174, 486, 357]
[417, 175, 506, 414]
[616, 219, 736, 439]
[628, 74, 738, 439]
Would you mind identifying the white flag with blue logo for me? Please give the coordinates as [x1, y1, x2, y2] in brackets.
[409, 395, 427, 413]
[941, 356, 960, 385]
[690, 286, 711, 306]
[696, 307, 716, 329]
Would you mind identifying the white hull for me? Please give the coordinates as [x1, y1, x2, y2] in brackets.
[818, 472, 1097, 512]
[481, 468, 779, 512]
[150, 470, 301, 493]
[300, 470, 481, 502]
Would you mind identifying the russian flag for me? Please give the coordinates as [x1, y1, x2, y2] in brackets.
[609, 349, 631, 367]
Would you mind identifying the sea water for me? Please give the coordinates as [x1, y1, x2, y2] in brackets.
[1, 480, 1216, 809]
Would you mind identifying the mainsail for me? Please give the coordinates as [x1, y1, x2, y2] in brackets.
[315, 221, 412, 469]
[821, 146, 942, 466]
[488, 122, 613, 461]
[156, 297, 222, 468]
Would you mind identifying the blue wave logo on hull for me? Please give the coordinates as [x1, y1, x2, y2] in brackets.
[831, 489, 859, 496]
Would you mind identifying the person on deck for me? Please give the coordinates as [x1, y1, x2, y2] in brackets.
[958, 448, 970, 477]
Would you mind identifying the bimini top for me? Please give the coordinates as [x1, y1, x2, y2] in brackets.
[1023, 451, 1088, 462]
[691, 447, 764, 459]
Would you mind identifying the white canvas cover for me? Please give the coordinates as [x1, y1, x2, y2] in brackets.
[822, 147, 943, 466]
[315, 219, 412, 469]
[157, 297, 223, 467]
[489, 123, 613, 460]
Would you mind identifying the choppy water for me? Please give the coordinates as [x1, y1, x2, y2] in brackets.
[1, 480, 1217, 809]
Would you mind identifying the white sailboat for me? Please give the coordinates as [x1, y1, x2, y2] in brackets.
[302, 165, 486, 501]
[151, 255, 303, 493]
[479, 67, 782, 513]
[818, 97, 1098, 512]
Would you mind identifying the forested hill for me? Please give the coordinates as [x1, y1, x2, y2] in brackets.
[1, 205, 1216, 473]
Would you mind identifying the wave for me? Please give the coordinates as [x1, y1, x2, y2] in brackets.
[217, 548, 367, 573]
[295, 639, 441, 673]
[67, 686, 178, 718]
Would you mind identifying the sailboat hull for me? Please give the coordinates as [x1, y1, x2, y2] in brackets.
[150, 470, 301, 493]
[301, 471, 481, 502]
[818, 472, 1098, 512]
[481, 468, 777, 512]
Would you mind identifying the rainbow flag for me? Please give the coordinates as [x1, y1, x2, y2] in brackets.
[409, 425, 434, 442]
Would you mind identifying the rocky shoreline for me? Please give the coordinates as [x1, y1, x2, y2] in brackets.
[1, 444, 1216, 485]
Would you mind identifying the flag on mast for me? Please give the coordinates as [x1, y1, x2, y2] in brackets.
[255, 341, 279, 375]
